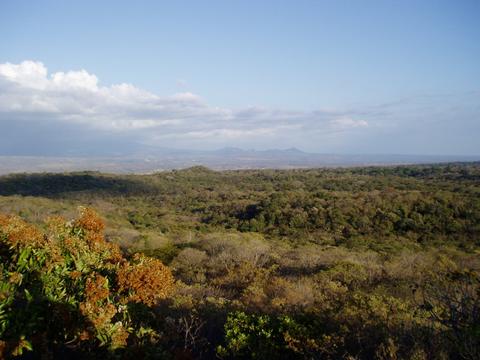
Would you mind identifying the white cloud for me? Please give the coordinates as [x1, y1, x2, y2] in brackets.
[0, 60, 48, 89]
[330, 117, 368, 129]
[51, 70, 98, 91]
[0, 60, 370, 151]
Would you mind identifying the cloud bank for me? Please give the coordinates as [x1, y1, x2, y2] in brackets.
[0, 60, 478, 156]
[0, 60, 370, 155]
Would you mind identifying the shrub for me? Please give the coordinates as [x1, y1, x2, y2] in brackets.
[0, 207, 174, 358]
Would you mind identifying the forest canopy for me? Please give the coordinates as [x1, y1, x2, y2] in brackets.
[0, 163, 479, 359]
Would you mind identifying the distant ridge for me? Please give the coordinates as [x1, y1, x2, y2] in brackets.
[0, 148, 479, 175]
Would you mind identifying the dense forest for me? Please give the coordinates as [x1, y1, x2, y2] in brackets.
[1, 163, 479, 359]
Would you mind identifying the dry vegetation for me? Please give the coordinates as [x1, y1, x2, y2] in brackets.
[0, 163, 479, 359]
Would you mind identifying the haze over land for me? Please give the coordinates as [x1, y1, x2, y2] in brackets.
[0, 149, 479, 175]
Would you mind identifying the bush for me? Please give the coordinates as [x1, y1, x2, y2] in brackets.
[0, 208, 174, 358]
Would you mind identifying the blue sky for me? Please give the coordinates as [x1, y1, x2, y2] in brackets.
[0, 0, 479, 155]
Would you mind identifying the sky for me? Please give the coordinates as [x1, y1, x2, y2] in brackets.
[0, 0, 479, 156]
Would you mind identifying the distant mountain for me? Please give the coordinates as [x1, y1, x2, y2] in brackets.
[212, 147, 246, 155]
[210, 147, 307, 157]
[0, 147, 479, 175]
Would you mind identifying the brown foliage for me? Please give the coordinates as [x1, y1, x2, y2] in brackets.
[0, 214, 45, 248]
[75, 207, 105, 234]
[74, 206, 106, 246]
[117, 253, 175, 306]
[84, 274, 110, 303]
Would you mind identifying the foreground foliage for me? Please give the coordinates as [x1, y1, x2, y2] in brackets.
[0, 208, 174, 358]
